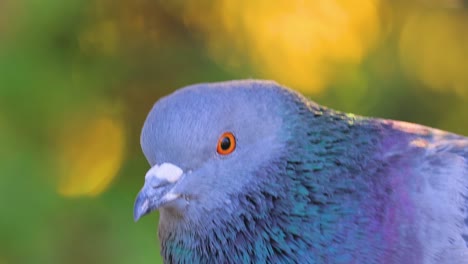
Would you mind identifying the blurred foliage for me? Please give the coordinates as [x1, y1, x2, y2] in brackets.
[0, 0, 467, 263]
[181, 0, 381, 91]
[56, 105, 125, 197]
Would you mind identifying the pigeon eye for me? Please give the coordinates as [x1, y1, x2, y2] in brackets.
[217, 132, 236, 155]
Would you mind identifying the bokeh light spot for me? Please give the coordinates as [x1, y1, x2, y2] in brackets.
[56, 111, 125, 197]
[183, 0, 381, 93]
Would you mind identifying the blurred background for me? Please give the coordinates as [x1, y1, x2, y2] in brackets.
[0, 0, 467, 263]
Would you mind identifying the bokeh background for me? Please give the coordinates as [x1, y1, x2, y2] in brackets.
[1, 0, 467, 263]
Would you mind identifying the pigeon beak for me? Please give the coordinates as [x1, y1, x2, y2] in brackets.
[133, 163, 184, 221]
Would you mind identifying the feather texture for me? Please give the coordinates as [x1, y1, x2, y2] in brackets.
[135, 80, 468, 263]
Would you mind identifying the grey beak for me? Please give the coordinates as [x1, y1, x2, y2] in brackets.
[133, 163, 184, 222]
[133, 190, 151, 221]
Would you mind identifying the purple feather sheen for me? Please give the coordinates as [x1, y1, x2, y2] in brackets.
[135, 80, 468, 263]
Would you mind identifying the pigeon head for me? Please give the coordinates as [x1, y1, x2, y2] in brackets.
[134, 80, 296, 222]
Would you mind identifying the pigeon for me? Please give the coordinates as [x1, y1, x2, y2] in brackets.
[134, 80, 468, 263]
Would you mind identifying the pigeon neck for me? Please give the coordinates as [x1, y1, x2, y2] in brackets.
[158, 172, 309, 263]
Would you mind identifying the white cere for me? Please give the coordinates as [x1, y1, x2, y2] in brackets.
[145, 162, 184, 183]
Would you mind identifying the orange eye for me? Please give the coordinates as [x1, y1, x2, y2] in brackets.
[217, 132, 236, 155]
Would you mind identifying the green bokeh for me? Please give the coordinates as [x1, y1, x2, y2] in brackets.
[0, 1, 466, 263]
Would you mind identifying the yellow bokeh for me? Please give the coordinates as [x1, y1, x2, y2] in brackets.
[56, 109, 125, 197]
[183, 0, 381, 93]
[399, 9, 468, 97]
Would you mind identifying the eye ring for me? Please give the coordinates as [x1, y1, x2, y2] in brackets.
[217, 132, 236, 155]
